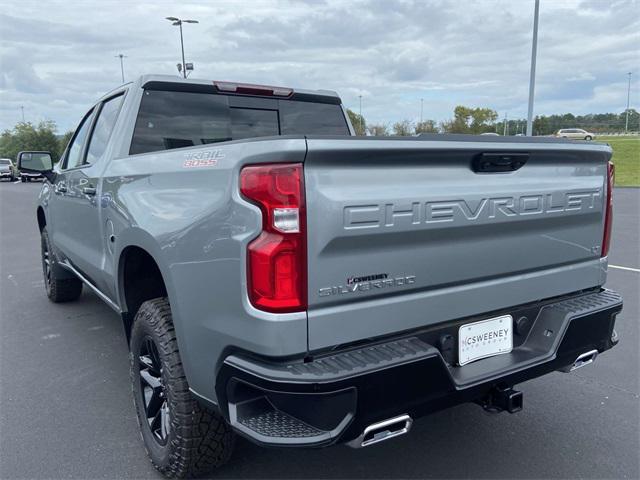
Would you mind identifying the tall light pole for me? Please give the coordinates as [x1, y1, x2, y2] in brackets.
[358, 95, 363, 134]
[625, 72, 632, 133]
[526, 0, 540, 136]
[115, 54, 127, 83]
[420, 98, 424, 124]
[166, 17, 199, 78]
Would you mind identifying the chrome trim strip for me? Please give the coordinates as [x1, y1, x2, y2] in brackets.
[59, 260, 121, 313]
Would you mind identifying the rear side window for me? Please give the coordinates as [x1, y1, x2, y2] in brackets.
[86, 94, 124, 164]
[130, 89, 349, 155]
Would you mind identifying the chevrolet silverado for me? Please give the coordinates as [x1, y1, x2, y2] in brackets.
[19, 75, 622, 478]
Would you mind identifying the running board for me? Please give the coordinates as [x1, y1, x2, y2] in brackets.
[59, 260, 121, 313]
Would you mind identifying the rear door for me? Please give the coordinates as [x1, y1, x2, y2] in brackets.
[54, 94, 124, 292]
[303, 137, 611, 351]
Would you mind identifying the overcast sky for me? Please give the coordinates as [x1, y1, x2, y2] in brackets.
[1, 0, 638, 133]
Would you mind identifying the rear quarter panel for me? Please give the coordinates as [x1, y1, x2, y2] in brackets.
[101, 137, 309, 402]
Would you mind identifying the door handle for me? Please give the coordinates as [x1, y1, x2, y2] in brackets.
[56, 183, 67, 193]
[82, 186, 96, 196]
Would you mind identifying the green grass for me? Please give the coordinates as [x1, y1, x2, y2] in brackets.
[596, 136, 639, 187]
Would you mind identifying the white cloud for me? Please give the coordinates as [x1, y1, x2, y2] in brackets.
[0, 0, 638, 132]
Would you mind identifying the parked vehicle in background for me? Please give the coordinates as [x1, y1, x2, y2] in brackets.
[17, 152, 50, 182]
[19, 75, 622, 479]
[555, 128, 595, 141]
[0, 158, 16, 181]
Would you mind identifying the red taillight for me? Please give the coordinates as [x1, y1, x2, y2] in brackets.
[602, 161, 614, 258]
[240, 164, 306, 312]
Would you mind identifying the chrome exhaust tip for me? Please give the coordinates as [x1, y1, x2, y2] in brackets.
[559, 349, 599, 373]
[347, 414, 413, 448]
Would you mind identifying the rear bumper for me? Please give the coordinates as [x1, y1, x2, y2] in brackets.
[216, 289, 622, 448]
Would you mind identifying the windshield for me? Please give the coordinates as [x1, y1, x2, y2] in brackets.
[130, 90, 350, 155]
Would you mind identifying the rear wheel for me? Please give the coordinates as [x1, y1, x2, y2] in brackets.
[585, 135, 592, 141]
[21, 177, 26, 183]
[130, 298, 235, 478]
[41, 228, 82, 302]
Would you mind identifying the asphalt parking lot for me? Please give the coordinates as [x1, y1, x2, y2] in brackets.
[0, 181, 638, 480]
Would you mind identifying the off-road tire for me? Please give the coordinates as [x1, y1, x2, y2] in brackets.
[130, 298, 235, 478]
[41, 228, 82, 302]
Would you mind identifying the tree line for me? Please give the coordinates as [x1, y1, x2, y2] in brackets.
[1, 106, 638, 163]
[0, 121, 72, 163]
[347, 107, 640, 136]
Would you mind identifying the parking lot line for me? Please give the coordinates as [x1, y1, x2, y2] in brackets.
[609, 264, 640, 273]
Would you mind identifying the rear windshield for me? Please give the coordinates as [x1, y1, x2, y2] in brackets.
[130, 90, 349, 155]
[0, 159, 10, 165]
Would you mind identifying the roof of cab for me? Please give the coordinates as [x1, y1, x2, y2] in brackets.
[134, 74, 342, 104]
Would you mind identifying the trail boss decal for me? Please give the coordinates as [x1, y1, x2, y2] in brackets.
[182, 150, 225, 168]
[319, 273, 416, 297]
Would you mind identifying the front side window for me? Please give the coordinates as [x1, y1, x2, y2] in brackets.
[86, 94, 124, 164]
[65, 109, 95, 169]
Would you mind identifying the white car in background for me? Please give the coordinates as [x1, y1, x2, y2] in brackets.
[0, 158, 16, 181]
[555, 128, 595, 141]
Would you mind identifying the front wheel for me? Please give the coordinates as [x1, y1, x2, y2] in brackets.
[21, 177, 26, 183]
[41, 228, 82, 302]
[130, 298, 235, 478]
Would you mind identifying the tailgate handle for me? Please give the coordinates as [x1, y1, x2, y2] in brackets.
[473, 153, 529, 173]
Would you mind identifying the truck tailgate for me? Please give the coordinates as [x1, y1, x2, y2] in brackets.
[304, 137, 611, 351]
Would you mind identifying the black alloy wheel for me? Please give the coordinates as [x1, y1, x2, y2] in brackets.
[137, 335, 170, 446]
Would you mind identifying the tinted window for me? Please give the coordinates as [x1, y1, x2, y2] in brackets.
[230, 108, 279, 139]
[131, 90, 231, 155]
[130, 90, 350, 155]
[0, 159, 9, 165]
[279, 100, 349, 135]
[65, 109, 95, 169]
[86, 94, 124, 164]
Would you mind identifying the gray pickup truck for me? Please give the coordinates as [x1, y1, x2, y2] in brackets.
[19, 75, 622, 478]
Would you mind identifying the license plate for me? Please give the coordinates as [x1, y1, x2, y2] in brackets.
[458, 315, 513, 366]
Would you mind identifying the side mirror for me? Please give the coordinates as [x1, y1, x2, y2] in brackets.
[17, 151, 55, 182]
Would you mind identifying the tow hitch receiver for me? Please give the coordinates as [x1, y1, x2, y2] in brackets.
[479, 386, 523, 414]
